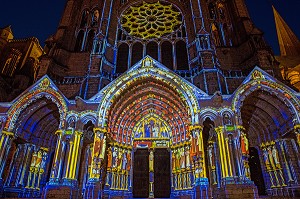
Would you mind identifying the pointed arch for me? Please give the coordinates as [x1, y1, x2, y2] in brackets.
[116, 43, 129, 73]
[75, 30, 85, 52]
[86, 30, 95, 52]
[146, 42, 158, 60]
[98, 58, 200, 131]
[176, 40, 189, 70]
[131, 42, 143, 66]
[161, 41, 173, 70]
[80, 10, 89, 28]
[232, 77, 300, 126]
[5, 78, 68, 132]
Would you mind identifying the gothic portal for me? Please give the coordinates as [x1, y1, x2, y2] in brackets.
[1, 0, 300, 199]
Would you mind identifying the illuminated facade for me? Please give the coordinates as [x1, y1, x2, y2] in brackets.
[1, 0, 300, 199]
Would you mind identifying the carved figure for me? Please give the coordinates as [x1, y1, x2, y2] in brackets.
[149, 151, 154, 171]
[126, 151, 131, 171]
[112, 148, 118, 168]
[30, 151, 38, 167]
[241, 132, 249, 155]
[180, 147, 185, 169]
[185, 146, 191, 168]
[272, 145, 280, 165]
[107, 148, 112, 168]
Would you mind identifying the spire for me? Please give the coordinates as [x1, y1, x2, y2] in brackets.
[273, 5, 300, 56]
[2, 25, 13, 34]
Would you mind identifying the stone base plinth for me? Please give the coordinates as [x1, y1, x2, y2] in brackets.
[214, 184, 259, 199]
[43, 185, 79, 199]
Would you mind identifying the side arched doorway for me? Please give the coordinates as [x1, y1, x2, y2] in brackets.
[239, 88, 300, 197]
[2, 97, 61, 198]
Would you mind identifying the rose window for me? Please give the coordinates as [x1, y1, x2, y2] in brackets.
[121, 1, 182, 39]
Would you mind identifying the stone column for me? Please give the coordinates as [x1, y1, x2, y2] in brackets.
[24, 147, 49, 197]
[0, 131, 14, 187]
[63, 130, 83, 185]
[261, 141, 287, 192]
[48, 130, 64, 184]
[214, 125, 258, 198]
[215, 126, 234, 183]
[44, 128, 83, 199]
[5, 143, 33, 188]
[278, 139, 294, 184]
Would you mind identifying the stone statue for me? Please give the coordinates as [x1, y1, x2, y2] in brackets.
[35, 150, 43, 168]
[30, 151, 38, 167]
[126, 151, 131, 171]
[149, 151, 154, 172]
[180, 147, 185, 169]
[208, 124, 216, 142]
[117, 149, 123, 170]
[272, 145, 280, 166]
[175, 149, 180, 170]
[112, 148, 118, 168]
[122, 151, 127, 171]
[185, 146, 191, 168]
[241, 132, 249, 155]
[172, 151, 176, 171]
[107, 148, 112, 168]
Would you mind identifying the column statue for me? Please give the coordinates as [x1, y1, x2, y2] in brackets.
[175, 149, 180, 171]
[180, 147, 185, 169]
[107, 147, 112, 168]
[122, 150, 127, 171]
[149, 150, 154, 172]
[272, 145, 280, 168]
[112, 147, 118, 168]
[126, 151, 131, 171]
[172, 151, 176, 172]
[240, 132, 249, 155]
[185, 146, 191, 168]
[117, 149, 123, 171]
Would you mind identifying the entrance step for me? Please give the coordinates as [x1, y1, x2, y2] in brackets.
[259, 197, 300, 199]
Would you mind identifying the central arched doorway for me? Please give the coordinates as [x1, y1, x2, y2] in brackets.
[103, 77, 192, 198]
[93, 58, 203, 198]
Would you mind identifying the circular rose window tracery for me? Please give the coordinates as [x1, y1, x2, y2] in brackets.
[121, 1, 182, 39]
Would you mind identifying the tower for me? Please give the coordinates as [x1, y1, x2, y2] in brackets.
[273, 5, 300, 91]
[38, 0, 278, 98]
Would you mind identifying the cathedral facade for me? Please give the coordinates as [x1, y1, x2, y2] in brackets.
[0, 0, 300, 198]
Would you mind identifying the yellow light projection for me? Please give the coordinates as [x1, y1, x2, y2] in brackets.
[121, 1, 182, 39]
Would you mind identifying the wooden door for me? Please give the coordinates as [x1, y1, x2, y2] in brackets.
[154, 148, 171, 198]
[133, 149, 149, 198]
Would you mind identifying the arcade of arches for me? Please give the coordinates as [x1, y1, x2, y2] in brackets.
[0, 63, 300, 199]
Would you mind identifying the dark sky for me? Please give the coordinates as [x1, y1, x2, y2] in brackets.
[0, 0, 299, 55]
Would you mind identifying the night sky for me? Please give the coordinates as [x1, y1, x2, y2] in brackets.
[0, 0, 299, 55]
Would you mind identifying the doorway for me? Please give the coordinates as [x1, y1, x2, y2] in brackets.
[133, 149, 149, 198]
[249, 147, 266, 195]
[154, 148, 171, 198]
[133, 148, 171, 198]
